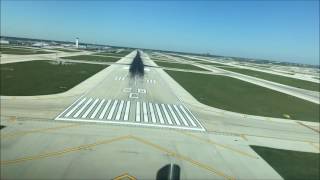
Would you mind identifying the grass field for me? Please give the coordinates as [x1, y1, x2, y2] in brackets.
[0, 47, 53, 55]
[166, 70, 319, 122]
[251, 146, 319, 180]
[0, 60, 107, 95]
[116, 50, 133, 56]
[95, 50, 132, 57]
[155, 61, 209, 71]
[51, 48, 81, 52]
[219, 67, 320, 92]
[61, 55, 120, 62]
[198, 61, 233, 67]
[152, 59, 179, 64]
[170, 55, 203, 62]
[94, 52, 124, 57]
[151, 57, 174, 62]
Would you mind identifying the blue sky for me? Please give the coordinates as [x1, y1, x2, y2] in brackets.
[1, 0, 319, 65]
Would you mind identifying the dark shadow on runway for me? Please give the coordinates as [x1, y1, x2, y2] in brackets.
[129, 51, 144, 77]
[156, 164, 180, 180]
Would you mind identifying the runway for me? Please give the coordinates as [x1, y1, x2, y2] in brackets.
[54, 51, 205, 131]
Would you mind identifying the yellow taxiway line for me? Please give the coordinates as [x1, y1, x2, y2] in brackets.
[0, 123, 81, 139]
[130, 135, 236, 180]
[296, 121, 320, 134]
[177, 131, 258, 159]
[0, 135, 130, 165]
[1, 135, 235, 180]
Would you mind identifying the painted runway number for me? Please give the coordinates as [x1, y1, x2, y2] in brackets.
[124, 88, 147, 99]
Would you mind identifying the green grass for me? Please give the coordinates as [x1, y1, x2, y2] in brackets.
[170, 55, 203, 62]
[51, 48, 81, 52]
[61, 55, 120, 62]
[0, 60, 107, 95]
[116, 50, 133, 56]
[0, 45, 39, 50]
[251, 146, 319, 180]
[94, 52, 125, 57]
[219, 67, 320, 92]
[152, 59, 178, 64]
[0, 47, 53, 55]
[166, 70, 319, 122]
[95, 50, 132, 57]
[155, 61, 209, 71]
[198, 61, 232, 67]
[151, 57, 172, 61]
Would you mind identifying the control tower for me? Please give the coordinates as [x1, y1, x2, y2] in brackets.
[75, 37, 79, 48]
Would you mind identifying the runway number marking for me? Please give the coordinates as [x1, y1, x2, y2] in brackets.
[124, 88, 147, 99]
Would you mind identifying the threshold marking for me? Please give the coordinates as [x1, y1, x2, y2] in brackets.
[55, 97, 205, 131]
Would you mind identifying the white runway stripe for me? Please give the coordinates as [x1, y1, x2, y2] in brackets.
[90, 99, 105, 119]
[173, 105, 188, 126]
[179, 105, 197, 126]
[73, 98, 93, 118]
[58, 96, 84, 118]
[107, 100, 118, 120]
[115, 100, 124, 120]
[143, 102, 148, 123]
[161, 104, 173, 125]
[183, 105, 200, 126]
[136, 102, 141, 122]
[65, 98, 87, 117]
[149, 103, 156, 123]
[82, 98, 99, 118]
[56, 98, 205, 131]
[167, 104, 181, 126]
[146, 79, 156, 84]
[99, 100, 111, 119]
[155, 104, 165, 124]
[114, 76, 126, 81]
[124, 101, 131, 121]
